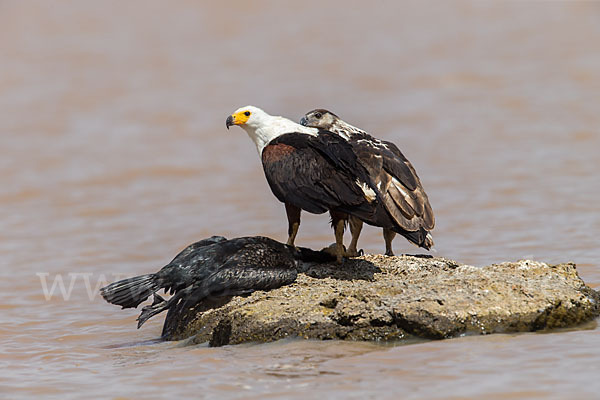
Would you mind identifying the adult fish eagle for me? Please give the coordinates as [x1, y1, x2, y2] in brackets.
[300, 109, 434, 256]
[226, 106, 396, 264]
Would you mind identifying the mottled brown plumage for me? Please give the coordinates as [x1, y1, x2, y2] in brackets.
[301, 109, 434, 255]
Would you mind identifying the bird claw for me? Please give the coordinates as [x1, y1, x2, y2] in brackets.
[344, 248, 364, 257]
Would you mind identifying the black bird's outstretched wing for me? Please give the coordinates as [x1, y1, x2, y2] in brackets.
[159, 237, 303, 335]
[139, 258, 299, 330]
[103, 236, 335, 331]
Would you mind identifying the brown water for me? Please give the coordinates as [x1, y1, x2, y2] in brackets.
[2, 1, 600, 398]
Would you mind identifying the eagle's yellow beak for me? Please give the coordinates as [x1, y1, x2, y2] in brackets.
[226, 111, 250, 129]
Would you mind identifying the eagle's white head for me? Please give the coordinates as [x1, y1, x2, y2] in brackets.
[226, 105, 270, 131]
[226, 105, 317, 154]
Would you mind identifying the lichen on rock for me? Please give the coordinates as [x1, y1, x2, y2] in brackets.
[162, 255, 600, 346]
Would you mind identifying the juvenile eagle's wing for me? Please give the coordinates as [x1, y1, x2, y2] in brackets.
[347, 134, 434, 248]
[380, 140, 434, 231]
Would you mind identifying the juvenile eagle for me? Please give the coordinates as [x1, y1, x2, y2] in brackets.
[226, 106, 397, 264]
[100, 235, 334, 332]
[300, 109, 434, 256]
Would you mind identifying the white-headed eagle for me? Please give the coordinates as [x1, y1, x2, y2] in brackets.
[227, 106, 399, 264]
[300, 109, 435, 256]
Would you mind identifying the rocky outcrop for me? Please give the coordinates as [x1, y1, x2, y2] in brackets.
[162, 255, 600, 346]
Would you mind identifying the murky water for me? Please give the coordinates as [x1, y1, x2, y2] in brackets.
[1, 1, 599, 398]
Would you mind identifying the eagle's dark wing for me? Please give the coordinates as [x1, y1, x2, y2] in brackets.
[357, 139, 434, 233]
[345, 134, 434, 237]
[379, 142, 418, 190]
[381, 140, 434, 231]
[261, 132, 384, 223]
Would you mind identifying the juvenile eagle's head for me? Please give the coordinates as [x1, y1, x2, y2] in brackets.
[300, 109, 367, 140]
[299, 109, 339, 130]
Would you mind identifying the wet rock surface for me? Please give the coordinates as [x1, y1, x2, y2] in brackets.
[163, 255, 600, 346]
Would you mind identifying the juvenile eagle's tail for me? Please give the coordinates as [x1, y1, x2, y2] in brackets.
[400, 228, 434, 250]
[423, 232, 434, 250]
[100, 274, 160, 309]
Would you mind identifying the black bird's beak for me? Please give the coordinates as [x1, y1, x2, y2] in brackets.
[299, 116, 307, 126]
[226, 115, 234, 130]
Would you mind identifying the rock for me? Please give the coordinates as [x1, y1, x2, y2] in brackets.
[162, 255, 600, 346]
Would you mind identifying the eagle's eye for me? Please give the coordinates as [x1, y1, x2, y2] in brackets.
[314, 112, 322, 119]
[244, 111, 251, 117]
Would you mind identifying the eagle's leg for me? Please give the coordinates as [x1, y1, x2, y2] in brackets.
[285, 203, 301, 247]
[330, 211, 348, 264]
[347, 216, 363, 257]
[383, 228, 396, 256]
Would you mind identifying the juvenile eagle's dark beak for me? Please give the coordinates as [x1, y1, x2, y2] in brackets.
[299, 116, 308, 126]
[226, 115, 234, 130]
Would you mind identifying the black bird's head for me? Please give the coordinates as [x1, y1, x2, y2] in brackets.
[300, 109, 339, 130]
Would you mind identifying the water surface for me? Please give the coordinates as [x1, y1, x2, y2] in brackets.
[1, 1, 599, 399]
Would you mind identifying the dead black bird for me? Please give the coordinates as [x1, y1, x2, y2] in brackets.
[100, 235, 334, 329]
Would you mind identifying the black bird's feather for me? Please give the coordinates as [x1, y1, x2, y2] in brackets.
[100, 236, 335, 330]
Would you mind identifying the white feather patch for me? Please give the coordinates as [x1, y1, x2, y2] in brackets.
[392, 177, 409, 197]
[336, 130, 351, 140]
[356, 179, 377, 202]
